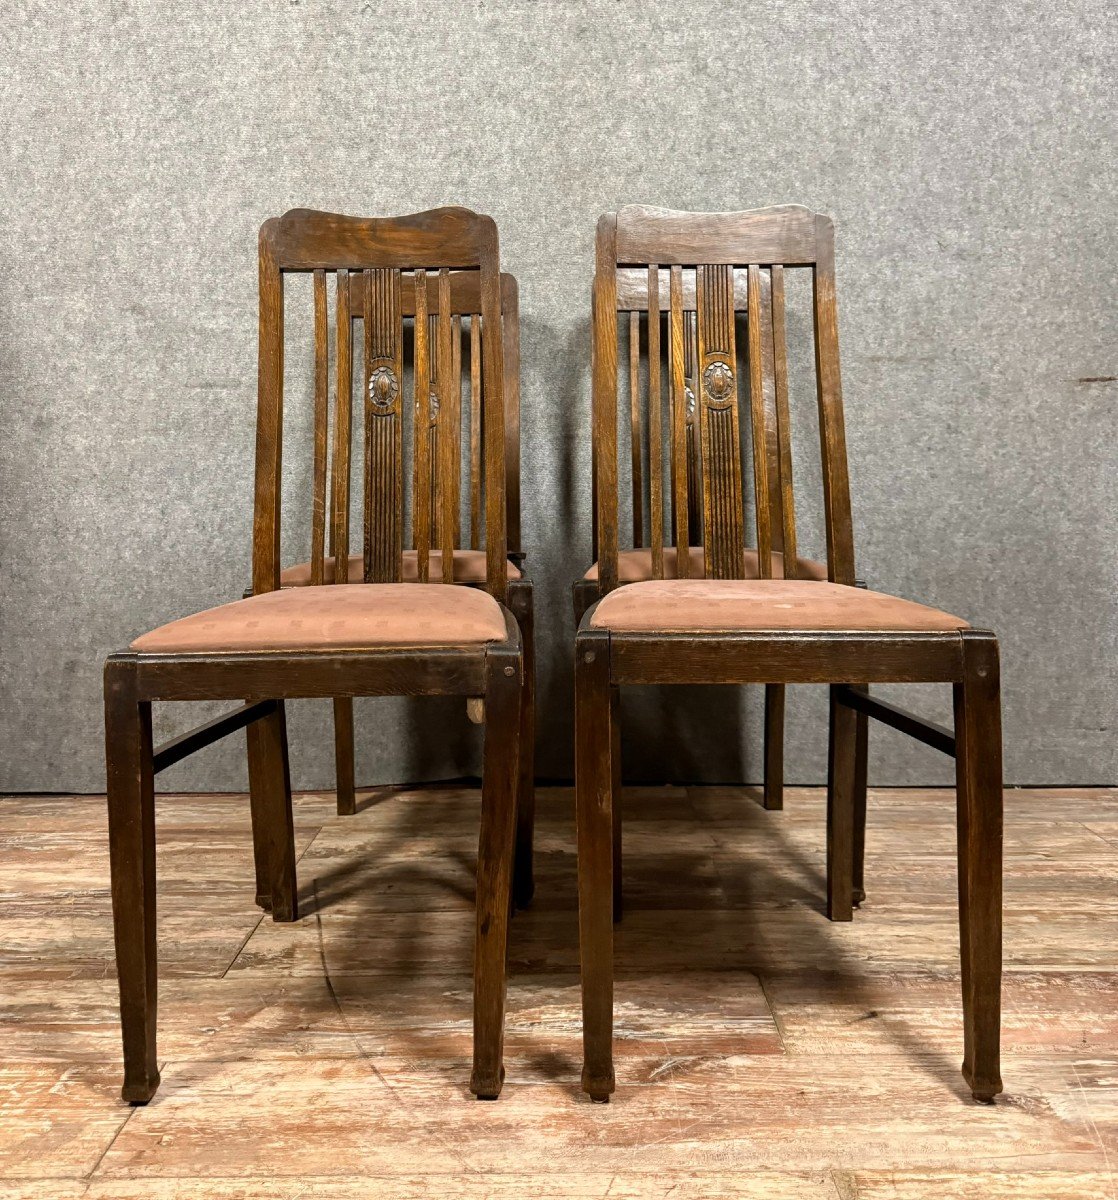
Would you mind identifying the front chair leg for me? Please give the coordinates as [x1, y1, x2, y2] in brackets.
[576, 631, 617, 1102]
[851, 686, 869, 907]
[246, 701, 297, 922]
[333, 696, 357, 816]
[513, 591, 536, 909]
[955, 632, 1004, 1102]
[104, 663, 160, 1104]
[471, 647, 522, 1100]
[826, 685, 856, 921]
[763, 684, 785, 810]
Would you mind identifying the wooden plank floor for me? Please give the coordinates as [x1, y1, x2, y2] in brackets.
[0, 784, 1116, 1199]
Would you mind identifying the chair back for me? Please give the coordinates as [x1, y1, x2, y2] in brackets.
[592, 204, 855, 592]
[255, 207, 511, 602]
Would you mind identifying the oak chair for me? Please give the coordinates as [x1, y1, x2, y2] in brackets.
[105, 207, 523, 1103]
[268, 269, 536, 907]
[572, 247, 841, 813]
[575, 205, 1003, 1104]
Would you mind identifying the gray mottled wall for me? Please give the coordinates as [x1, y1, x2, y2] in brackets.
[1, 1, 1115, 793]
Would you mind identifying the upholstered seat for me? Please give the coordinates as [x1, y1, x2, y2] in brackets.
[131, 584, 508, 654]
[281, 550, 521, 587]
[582, 546, 827, 583]
[589, 579, 968, 634]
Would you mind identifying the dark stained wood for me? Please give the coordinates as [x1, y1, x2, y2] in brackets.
[615, 203, 819, 266]
[770, 264, 798, 574]
[697, 263, 747, 579]
[332, 695, 357, 817]
[151, 701, 276, 775]
[835, 685, 956, 756]
[332, 269, 353, 583]
[310, 270, 329, 585]
[647, 266, 663, 577]
[668, 266, 691, 578]
[745, 264, 773, 576]
[107, 207, 525, 1104]
[469, 314, 483, 549]
[575, 206, 1003, 1105]
[502, 274, 522, 554]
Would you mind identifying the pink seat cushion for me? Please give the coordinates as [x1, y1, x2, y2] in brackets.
[589, 579, 969, 634]
[131, 584, 508, 654]
[281, 550, 520, 587]
[583, 546, 827, 582]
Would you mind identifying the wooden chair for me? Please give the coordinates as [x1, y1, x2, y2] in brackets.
[572, 247, 837, 812]
[269, 270, 536, 907]
[105, 207, 523, 1103]
[575, 205, 1003, 1104]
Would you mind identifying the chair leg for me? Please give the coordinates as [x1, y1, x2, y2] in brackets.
[575, 631, 617, 1102]
[954, 633, 1004, 1102]
[104, 664, 160, 1104]
[333, 697, 357, 816]
[851, 686, 869, 907]
[611, 691, 622, 924]
[513, 592, 536, 910]
[763, 684, 785, 810]
[470, 647, 522, 1100]
[246, 702, 297, 922]
[826, 685, 856, 922]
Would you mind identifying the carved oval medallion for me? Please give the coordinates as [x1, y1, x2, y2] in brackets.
[702, 361, 735, 409]
[368, 365, 399, 413]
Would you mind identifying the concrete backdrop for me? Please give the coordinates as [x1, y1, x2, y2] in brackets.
[1, 0, 1115, 793]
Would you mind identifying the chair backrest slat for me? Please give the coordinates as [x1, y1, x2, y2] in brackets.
[501, 275, 522, 554]
[646, 265, 663, 578]
[770, 264, 798, 576]
[437, 270, 457, 580]
[362, 266, 405, 583]
[591, 204, 855, 593]
[255, 207, 510, 604]
[310, 269, 330, 586]
[469, 315, 483, 549]
[331, 269, 353, 582]
[746, 264, 773, 577]
[697, 263, 746, 579]
[668, 265, 692, 578]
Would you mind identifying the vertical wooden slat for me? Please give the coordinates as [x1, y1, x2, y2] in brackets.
[628, 310, 643, 546]
[413, 270, 432, 582]
[332, 269, 352, 583]
[813, 215, 856, 584]
[758, 268, 786, 555]
[362, 266, 403, 583]
[647, 266, 663, 578]
[451, 312, 463, 546]
[437, 270, 456, 581]
[696, 263, 746, 579]
[590, 288, 598, 561]
[310, 270, 329, 586]
[668, 265, 690, 578]
[771, 264, 798, 578]
[593, 215, 619, 593]
[684, 309, 701, 547]
[253, 225, 284, 595]
[469, 314, 482, 549]
[479, 255, 507, 603]
[501, 275, 522, 554]
[426, 312, 440, 550]
[746, 264, 773, 577]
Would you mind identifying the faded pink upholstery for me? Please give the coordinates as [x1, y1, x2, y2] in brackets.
[131, 584, 508, 654]
[589, 579, 969, 634]
[281, 550, 520, 587]
[583, 546, 828, 583]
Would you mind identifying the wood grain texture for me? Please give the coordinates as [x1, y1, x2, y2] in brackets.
[0, 785, 1115, 1192]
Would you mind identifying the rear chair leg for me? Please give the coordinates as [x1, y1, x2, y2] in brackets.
[513, 592, 536, 910]
[105, 664, 160, 1104]
[333, 697, 357, 816]
[852, 687, 869, 907]
[826, 685, 856, 921]
[576, 631, 617, 1102]
[954, 633, 1004, 1102]
[246, 702, 297, 922]
[763, 684, 785, 810]
[471, 648, 522, 1100]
